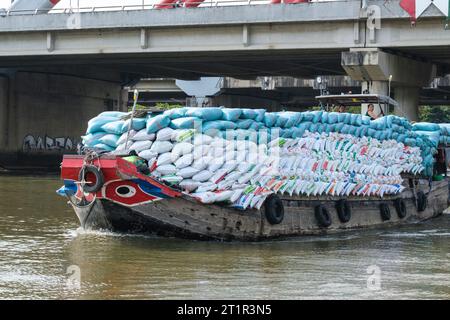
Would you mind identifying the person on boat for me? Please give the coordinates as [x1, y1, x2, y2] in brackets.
[366, 104, 380, 120]
[337, 105, 346, 113]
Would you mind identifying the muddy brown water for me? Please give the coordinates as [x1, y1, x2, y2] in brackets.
[0, 175, 449, 299]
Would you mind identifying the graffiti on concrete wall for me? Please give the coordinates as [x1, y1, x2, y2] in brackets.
[22, 134, 79, 152]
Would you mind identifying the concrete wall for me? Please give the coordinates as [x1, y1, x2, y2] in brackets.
[0, 71, 126, 170]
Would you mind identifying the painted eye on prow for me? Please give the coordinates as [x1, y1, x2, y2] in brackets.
[115, 186, 137, 198]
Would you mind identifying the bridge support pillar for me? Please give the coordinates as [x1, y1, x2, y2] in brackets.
[393, 86, 420, 121]
[0, 76, 7, 150]
[0, 70, 127, 170]
[342, 48, 436, 121]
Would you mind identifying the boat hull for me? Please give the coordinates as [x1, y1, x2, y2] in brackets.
[71, 179, 449, 241]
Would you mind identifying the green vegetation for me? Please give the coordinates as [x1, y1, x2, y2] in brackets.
[344, 106, 361, 114]
[154, 103, 184, 110]
[128, 103, 184, 112]
[419, 106, 450, 123]
[306, 105, 361, 113]
[134, 104, 148, 111]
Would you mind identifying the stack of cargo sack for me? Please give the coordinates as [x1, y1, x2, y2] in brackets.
[412, 122, 447, 176]
[81, 107, 448, 208]
[439, 124, 450, 146]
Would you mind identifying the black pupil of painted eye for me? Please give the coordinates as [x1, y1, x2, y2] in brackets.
[117, 187, 130, 195]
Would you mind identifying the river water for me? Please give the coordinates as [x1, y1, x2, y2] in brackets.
[0, 174, 449, 300]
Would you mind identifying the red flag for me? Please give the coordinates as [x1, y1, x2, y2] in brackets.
[400, 0, 416, 21]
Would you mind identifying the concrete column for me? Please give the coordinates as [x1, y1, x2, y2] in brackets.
[394, 86, 420, 121]
[119, 88, 130, 112]
[361, 81, 388, 116]
[0, 76, 7, 149]
[7, 74, 18, 152]
[0, 71, 125, 170]
[342, 48, 435, 121]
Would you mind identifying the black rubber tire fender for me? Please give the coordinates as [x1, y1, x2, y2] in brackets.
[417, 191, 428, 212]
[78, 165, 104, 194]
[380, 203, 391, 221]
[335, 199, 352, 223]
[315, 204, 332, 228]
[264, 194, 284, 225]
[394, 198, 407, 219]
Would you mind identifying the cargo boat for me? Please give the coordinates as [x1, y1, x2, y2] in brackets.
[59, 94, 449, 241]
[59, 155, 447, 241]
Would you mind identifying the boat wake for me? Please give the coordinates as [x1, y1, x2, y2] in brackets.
[380, 229, 450, 238]
[67, 227, 159, 240]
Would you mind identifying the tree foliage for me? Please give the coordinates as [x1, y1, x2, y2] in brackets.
[154, 103, 184, 110]
[419, 106, 450, 123]
[128, 103, 184, 112]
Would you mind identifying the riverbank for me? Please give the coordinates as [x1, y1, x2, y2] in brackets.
[0, 168, 59, 176]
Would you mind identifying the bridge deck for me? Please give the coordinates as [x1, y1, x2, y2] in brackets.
[0, 1, 449, 78]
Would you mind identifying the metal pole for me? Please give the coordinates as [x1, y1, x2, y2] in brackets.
[125, 89, 139, 151]
[388, 75, 392, 98]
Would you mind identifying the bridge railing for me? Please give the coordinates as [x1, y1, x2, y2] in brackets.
[1, 0, 341, 16]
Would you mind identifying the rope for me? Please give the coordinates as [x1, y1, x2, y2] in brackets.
[125, 89, 140, 151]
[81, 148, 103, 175]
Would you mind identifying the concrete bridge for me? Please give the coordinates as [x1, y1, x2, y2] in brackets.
[1, 1, 449, 75]
[133, 75, 450, 110]
[1, 0, 450, 168]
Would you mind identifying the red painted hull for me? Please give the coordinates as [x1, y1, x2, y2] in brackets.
[61, 155, 181, 207]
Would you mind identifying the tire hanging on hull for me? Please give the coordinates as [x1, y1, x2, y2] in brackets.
[264, 194, 284, 225]
[335, 199, 352, 223]
[394, 198, 407, 218]
[315, 204, 332, 228]
[380, 203, 391, 221]
[78, 165, 104, 194]
[416, 191, 428, 212]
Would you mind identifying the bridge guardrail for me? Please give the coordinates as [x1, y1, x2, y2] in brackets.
[0, 0, 343, 16]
